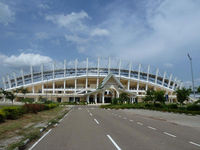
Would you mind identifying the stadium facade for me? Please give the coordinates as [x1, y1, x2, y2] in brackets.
[2, 58, 182, 103]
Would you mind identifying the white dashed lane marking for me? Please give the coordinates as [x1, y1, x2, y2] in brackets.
[107, 135, 121, 150]
[189, 141, 200, 147]
[94, 119, 99, 125]
[147, 126, 156, 130]
[137, 122, 143, 126]
[163, 132, 176, 138]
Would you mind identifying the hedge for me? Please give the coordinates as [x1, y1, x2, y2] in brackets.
[0, 109, 6, 122]
[2, 106, 25, 120]
[0, 103, 59, 123]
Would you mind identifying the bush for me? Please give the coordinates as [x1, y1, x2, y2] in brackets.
[23, 104, 46, 113]
[20, 98, 34, 104]
[144, 103, 153, 108]
[167, 104, 178, 109]
[3, 106, 24, 119]
[112, 98, 119, 105]
[154, 103, 164, 108]
[0, 109, 6, 122]
[187, 104, 200, 111]
[44, 100, 54, 104]
[45, 103, 58, 110]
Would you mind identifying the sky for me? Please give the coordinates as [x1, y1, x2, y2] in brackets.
[0, 0, 200, 88]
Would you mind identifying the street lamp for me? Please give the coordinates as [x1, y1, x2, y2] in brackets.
[187, 53, 195, 98]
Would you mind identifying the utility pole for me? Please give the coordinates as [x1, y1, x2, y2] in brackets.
[187, 53, 195, 98]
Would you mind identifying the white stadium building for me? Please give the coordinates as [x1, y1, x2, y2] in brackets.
[2, 58, 182, 103]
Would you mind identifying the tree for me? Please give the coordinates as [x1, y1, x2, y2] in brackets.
[2, 90, 16, 104]
[197, 86, 200, 93]
[119, 92, 129, 104]
[144, 89, 155, 103]
[17, 87, 29, 98]
[176, 88, 190, 105]
[154, 90, 166, 104]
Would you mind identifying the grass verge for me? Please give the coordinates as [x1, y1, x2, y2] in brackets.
[101, 103, 200, 115]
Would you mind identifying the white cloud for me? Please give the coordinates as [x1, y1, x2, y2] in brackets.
[45, 10, 89, 31]
[91, 28, 109, 36]
[0, 2, 14, 25]
[1, 53, 53, 67]
[35, 32, 49, 40]
[164, 63, 173, 68]
[38, 3, 49, 9]
[65, 34, 87, 44]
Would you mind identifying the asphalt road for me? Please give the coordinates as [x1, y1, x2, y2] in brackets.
[29, 106, 200, 150]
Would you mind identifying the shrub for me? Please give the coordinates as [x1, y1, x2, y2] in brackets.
[3, 106, 24, 119]
[144, 103, 154, 108]
[187, 104, 200, 111]
[112, 98, 119, 105]
[167, 104, 178, 109]
[45, 103, 58, 110]
[23, 104, 46, 113]
[154, 103, 164, 108]
[20, 98, 34, 103]
[0, 109, 6, 122]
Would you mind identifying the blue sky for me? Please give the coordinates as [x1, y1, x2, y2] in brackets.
[0, 0, 200, 87]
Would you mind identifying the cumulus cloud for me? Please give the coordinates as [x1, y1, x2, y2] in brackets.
[91, 28, 109, 36]
[45, 10, 89, 31]
[0, 2, 14, 25]
[1, 53, 53, 67]
[35, 32, 49, 40]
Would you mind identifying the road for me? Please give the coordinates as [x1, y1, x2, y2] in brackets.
[29, 106, 200, 150]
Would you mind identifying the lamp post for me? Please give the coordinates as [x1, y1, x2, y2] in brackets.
[187, 53, 195, 98]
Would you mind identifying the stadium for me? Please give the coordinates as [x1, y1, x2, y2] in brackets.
[2, 58, 182, 104]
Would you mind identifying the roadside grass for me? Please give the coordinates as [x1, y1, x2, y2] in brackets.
[0, 106, 68, 149]
[101, 103, 200, 115]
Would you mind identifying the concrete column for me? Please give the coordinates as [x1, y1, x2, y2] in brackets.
[162, 72, 166, 86]
[86, 58, 88, 93]
[118, 59, 121, 77]
[2, 77, 6, 89]
[168, 74, 173, 88]
[30, 65, 33, 83]
[64, 80, 66, 94]
[42, 84, 44, 94]
[108, 57, 111, 74]
[128, 62, 132, 90]
[155, 68, 159, 84]
[64, 59, 66, 77]
[97, 57, 100, 88]
[21, 69, 25, 86]
[172, 78, 177, 90]
[41, 64, 44, 94]
[7, 75, 11, 89]
[32, 86, 35, 94]
[95, 94, 97, 104]
[145, 65, 150, 91]
[13, 72, 17, 87]
[137, 64, 141, 94]
[102, 92, 105, 104]
[87, 95, 89, 103]
[53, 82, 55, 94]
[75, 59, 78, 94]
[53, 62, 55, 79]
